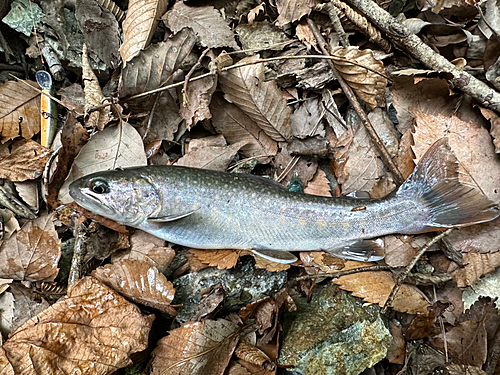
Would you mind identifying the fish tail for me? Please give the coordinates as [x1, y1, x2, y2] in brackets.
[397, 138, 500, 229]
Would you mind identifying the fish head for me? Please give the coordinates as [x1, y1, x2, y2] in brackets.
[69, 169, 160, 226]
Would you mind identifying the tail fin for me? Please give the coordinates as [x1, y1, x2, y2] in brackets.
[397, 138, 500, 228]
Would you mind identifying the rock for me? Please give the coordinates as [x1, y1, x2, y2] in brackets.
[278, 284, 392, 375]
[173, 256, 287, 323]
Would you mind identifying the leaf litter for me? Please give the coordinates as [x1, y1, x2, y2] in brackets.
[0, 0, 500, 374]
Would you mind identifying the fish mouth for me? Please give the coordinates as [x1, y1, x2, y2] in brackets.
[69, 180, 115, 216]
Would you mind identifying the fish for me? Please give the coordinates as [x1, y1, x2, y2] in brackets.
[69, 138, 500, 264]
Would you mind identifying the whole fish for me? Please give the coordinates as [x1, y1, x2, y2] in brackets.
[69, 139, 500, 263]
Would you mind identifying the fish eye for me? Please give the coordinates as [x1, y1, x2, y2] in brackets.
[89, 179, 109, 194]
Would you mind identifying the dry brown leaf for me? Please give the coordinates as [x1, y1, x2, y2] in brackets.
[290, 97, 324, 138]
[176, 135, 248, 171]
[1, 277, 154, 375]
[275, 0, 319, 27]
[163, 3, 238, 49]
[120, 0, 169, 65]
[189, 249, 244, 270]
[46, 114, 89, 208]
[0, 80, 40, 143]
[8, 283, 50, 333]
[393, 129, 415, 179]
[93, 259, 176, 315]
[210, 93, 278, 161]
[226, 362, 252, 375]
[112, 230, 175, 273]
[304, 168, 332, 197]
[59, 121, 147, 203]
[0, 139, 51, 182]
[333, 261, 430, 314]
[431, 319, 487, 367]
[235, 342, 274, 370]
[150, 319, 240, 375]
[296, 20, 317, 50]
[144, 90, 183, 143]
[119, 28, 197, 102]
[389, 76, 458, 134]
[239, 297, 278, 345]
[384, 235, 419, 267]
[219, 55, 292, 142]
[253, 254, 291, 272]
[82, 44, 111, 131]
[0, 212, 61, 282]
[331, 47, 387, 109]
[180, 75, 217, 129]
[443, 251, 500, 287]
[387, 321, 405, 365]
[332, 125, 386, 195]
[477, 106, 500, 153]
[58, 83, 85, 116]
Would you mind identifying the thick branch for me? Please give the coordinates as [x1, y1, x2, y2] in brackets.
[344, 0, 500, 113]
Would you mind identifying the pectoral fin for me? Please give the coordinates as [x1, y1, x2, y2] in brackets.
[327, 239, 385, 261]
[252, 249, 298, 264]
[147, 207, 200, 222]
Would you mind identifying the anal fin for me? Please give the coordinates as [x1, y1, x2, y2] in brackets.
[252, 249, 298, 264]
[327, 239, 385, 262]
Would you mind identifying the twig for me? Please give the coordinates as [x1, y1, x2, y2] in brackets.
[68, 219, 87, 286]
[343, 0, 500, 112]
[296, 265, 391, 280]
[306, 18, 405, 186]
[381, 228, 454, 314]
[316, 3, 350, 48]
[182, 48, 211, 107]
[126, 53, 390, 101]
[329, 0, 391, 52]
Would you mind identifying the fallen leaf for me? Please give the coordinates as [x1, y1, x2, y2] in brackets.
[176, 135, 248, 171]
[0, 80, 40, 143]
[120, 0, 169, 65]
[387, 321, 405, 365]
[0, 277, 154, 375]
[93, 259, 177, 315]
[46, 114, 89, 208]
[219, 54, 292, 142]
[431, 319, 487, 367]
[82, 44, 112, 131]
[239, 297, 278, 345]
[235, 342, 274, 370]
[144, 89, 183, 143]
[290, 97, 324, 138]
[150, 319, 240, 375]
[59, 120, 147, 203]
[384, 235, 419, 267]
[0, 139, 51, 182]
[226, 362, 252, 375]
[477, 106, 500, 153]
[253, 254, 291, 272]
[296, 20, 316, 50]
[188, 283, 225, 321]
[75, 0, 121, 68]
[8, 283, 50, 333]
[275, 0, 319, 27]
[331, 47, 387, 109]
[303, 168, 332, 197]
[210, 93, 278, 161]
[58, 83, 85, 116]
[189, 249, 244, 270]
[235, 21, 289, 51]
[332, 125, 385, 195]
[180, 74, 217, 129]
[444, 251, 500, 287]
[333, 261, 430, 314]
[112, 230, 175, 273]
[163, 3, 239, 49]
[0, 212, 61, 282]
[119, 28, 197, 102]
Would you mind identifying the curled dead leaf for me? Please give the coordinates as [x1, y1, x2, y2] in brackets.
[0, 139, 51, 182]
[93, 259, 177, 315]
[151, 319, 240, 375]
[189, 249, 245, 270]
[0, 212, 61, 282]
[1, 277, 154, 375]
[235, 342, 274, 371]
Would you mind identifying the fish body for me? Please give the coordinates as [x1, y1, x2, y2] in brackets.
[69, 139, 500, 263]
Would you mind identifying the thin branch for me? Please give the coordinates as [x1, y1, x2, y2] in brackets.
[343, 0, 500, 112]
[295, 265, 391, 280]
[306, 18, 405, 186]
[381, 228, 454, 314]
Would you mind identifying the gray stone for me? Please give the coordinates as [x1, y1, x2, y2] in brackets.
[173, 256, 287, 323]
[278, 284, 392, 375]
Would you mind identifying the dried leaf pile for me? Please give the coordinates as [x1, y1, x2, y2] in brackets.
[0, 0, 500, 374]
